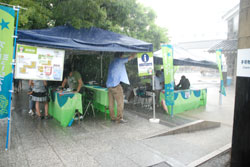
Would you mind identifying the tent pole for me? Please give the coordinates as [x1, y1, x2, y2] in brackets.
[149, 71, 160, 123]
[100, 52, 103, 86]
[152, 74, 155, 118]
[219, 80, 222, 105]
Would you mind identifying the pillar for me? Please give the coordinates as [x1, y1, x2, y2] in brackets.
[231, 0, 250, 166]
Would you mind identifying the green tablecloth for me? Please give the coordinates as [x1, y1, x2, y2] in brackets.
[160, 88, 207, 115]
[49, 90, 83, 127]
[83, 85, 117, 116]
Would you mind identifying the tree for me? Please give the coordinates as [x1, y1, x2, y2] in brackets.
[3, 0, 52, 29]
[4, 0, 169, 50]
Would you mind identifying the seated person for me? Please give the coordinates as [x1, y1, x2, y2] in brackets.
[175, 75, 190, 90]
[61, 67, 83, 93]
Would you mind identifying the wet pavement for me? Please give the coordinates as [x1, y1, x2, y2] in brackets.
[0, 79, 235, 167]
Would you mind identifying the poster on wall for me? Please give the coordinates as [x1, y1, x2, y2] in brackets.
[15, 44, 65, 81]
[237, 49, 250, 78]
[137, 52, 154, 76]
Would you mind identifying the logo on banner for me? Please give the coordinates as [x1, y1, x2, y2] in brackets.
[141, 54, 149, 62]
[0, 95, 8, 115]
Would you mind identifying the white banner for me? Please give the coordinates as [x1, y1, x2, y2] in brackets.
[15, 44, 65, 81]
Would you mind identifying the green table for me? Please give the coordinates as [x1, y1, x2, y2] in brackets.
[49, 90, 83, 127]
[83, 85, 117, 118]
[160, 88, 207, 115]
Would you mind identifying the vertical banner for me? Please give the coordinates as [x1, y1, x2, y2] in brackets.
[0, 5, 15, 119]
[162, 45, 174, 107]
[216, 49, 226, 96]
[137, 52, 154, 76]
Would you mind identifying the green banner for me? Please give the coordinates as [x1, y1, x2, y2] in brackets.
[0, 5, 15, 119]
[216, 49, 226, 96]
[162, 44, 174, 105]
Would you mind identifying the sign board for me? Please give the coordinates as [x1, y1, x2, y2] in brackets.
[15, 44, 65, 81]
[137, 52, 154, 76]
[237, 49, 250, 77]
[0, 5, 15, 119]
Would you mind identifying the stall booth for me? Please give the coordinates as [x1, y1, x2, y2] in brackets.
[17, 26, 153, 127]
[154, 45, 217, 115]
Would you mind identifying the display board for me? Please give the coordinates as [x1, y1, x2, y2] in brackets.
[15, 44, 65, 81]
[137, 52, 154, 76]
[237, 49, 250, 77]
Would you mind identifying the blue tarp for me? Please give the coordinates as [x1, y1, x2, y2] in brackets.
[17, 26, 153, 53]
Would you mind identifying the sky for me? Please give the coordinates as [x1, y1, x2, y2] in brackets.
[138, 0, 239, 43]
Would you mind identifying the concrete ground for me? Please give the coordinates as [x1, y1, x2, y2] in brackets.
[0, 78, 235, 167]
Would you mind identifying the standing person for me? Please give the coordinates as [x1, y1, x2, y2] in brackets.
[31, 80, 49, 119]
[28, 80, 35, 116]
[159, 68, 165, 89]
[14, 79, 19, 93]
[106, 52, 137, 123]
[154, 70, 162, 107]
[61, 67, 83, 93]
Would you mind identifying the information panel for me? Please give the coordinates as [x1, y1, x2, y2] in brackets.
[237, 49, 250, 78]
[15, 44, 65, 81]
[137, 52, 154, 76]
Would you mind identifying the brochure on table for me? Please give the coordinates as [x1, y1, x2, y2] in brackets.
[15, 44, 65, 81]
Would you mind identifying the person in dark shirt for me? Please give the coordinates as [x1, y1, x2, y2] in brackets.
[176, 75, 190, 90]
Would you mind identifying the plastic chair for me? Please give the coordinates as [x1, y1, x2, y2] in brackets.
[134, 87, 152, 108]
[82, 89, 95, 119]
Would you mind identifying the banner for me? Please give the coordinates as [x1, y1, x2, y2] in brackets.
[0, 5, 15, 119]
[216, 49, 226, 96]
[15, 44, 65, 81]
[137, 52, 154, 76]
[162, 45, 174, 106]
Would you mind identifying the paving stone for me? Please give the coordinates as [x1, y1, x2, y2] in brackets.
[127, 149, 165, 167]
[94, 149, 139, 167]
[0, 81, 235, 167]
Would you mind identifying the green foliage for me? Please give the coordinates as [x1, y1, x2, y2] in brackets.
[4, 0, 52, 29]
[3, 0, 169, 87]
[4, 0, 169, 49]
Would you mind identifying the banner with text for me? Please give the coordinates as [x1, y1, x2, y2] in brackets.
[0, 5, 15, 119]
[15, 44, 65, 81]
[137, 52, 154, 76]
[162, 45, 174, 106]
[216, 49, 226, 96]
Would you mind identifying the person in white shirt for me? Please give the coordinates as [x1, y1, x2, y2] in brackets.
[154, 70, 162, 107]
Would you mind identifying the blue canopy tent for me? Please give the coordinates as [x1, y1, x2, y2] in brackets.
[16, 25, 153, 86]
[153, 45, 217, 69]
[17, 25, 153, 53]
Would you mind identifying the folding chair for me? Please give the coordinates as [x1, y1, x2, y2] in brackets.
[134, 87, 152, 108]
[82, 89, 95, 119]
